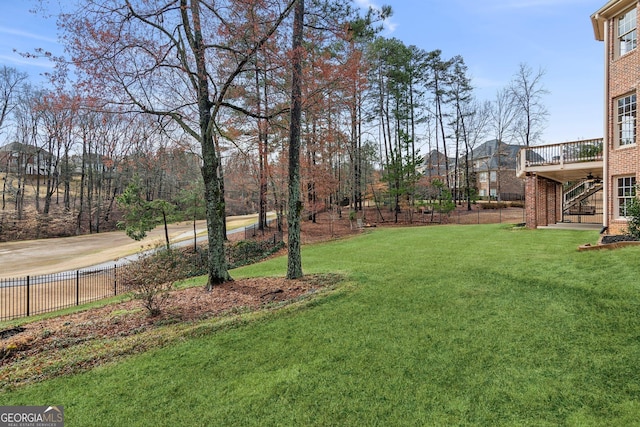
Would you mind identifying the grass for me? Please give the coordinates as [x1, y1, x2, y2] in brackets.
[3, 224, 640, 425]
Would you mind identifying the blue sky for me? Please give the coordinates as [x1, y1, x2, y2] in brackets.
[364, 0, 606, 145]
[0, 2, 60, 78]
[1, 0, 606, 145]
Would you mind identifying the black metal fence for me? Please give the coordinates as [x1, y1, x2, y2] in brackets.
[0, 266, 125, 322]
[397, 206, 526, 225]
[0, 230, 284, 322]
[244, 218, 278, 239]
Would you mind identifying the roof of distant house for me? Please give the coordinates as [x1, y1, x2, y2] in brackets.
[0, 142, 51, 156]
[471, 140, 522, 171]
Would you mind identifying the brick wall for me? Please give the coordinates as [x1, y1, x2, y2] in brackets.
[605, 4, 640, 235]
[525, 174, 561, 228]
[525, 174, 537, 228]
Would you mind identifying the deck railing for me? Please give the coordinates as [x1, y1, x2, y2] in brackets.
[518, 138, 603, 173]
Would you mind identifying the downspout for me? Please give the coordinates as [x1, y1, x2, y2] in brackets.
[602, 19, 609, 230]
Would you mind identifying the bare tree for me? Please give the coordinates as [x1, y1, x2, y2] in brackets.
[5, 85, 42, 215]
[462, 99, 491, 209]
[58, 0, 297, 289]
[490, 88, 518, 201]
[0, 66, 28, 140]
[509, 63, 548, 147]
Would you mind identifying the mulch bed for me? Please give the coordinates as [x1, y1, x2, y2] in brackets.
[0, 274, 340, 388]
[0, 275, 336, 363]
[600, 235, 639, 244]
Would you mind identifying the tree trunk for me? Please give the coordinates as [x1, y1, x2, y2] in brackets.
[162, 209, 170, 251]
[186, 0, 232, 289]
[202, 135, 231, 289]
[77, 134, 86, 234]
[287, 0, 304, 280]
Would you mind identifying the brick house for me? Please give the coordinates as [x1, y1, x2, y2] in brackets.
[468, 139, 525, 201]
[517, 138, 604, 228]
[0, 142, 53, 176]
[418, 149, 450, 178]
[518, 1, 639, 231]
[423, 140, 526, 201]
[592, 0, 640, 235]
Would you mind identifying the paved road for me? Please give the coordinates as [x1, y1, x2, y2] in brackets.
[0, 215, 262, 279]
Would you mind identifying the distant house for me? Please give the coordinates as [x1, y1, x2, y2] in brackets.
[418, 149, 450, 178]
[0, 142, 53, 176]
[467, 139, 525, 201]
[418, 141, 526, 201]
[69, 153, 115, 176]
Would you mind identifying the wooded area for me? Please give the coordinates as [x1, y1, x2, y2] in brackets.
[0, 0, 547, 284]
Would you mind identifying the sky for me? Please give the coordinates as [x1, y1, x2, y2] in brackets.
[0, 0, 607, 146]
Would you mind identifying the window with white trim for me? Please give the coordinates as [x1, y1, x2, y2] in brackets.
[617, 93, 636, 147]
[618, 8, 637, 56]
[617, 176, 637, 217]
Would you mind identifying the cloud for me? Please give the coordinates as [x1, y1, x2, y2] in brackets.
[353, 0, 375, 9]
[0, 26, 57, 44]
[0, 54, 54, 68]
[472, 75, 505, 90]
[354, 0, 397, 33]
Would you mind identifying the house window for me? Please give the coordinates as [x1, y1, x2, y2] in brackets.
[490, 171, 497, 182]
[617, 176, 637, 217]
[479, 172, 487, 183]
[618, 8, 637, 56]
[617, 93, 636, 146]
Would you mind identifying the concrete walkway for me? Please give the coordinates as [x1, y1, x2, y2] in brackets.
[537, 223, 603, 231]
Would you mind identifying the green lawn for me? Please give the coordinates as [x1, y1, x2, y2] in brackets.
[3, 224, 640, 426]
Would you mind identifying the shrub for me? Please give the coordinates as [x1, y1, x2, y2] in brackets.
[118, 236, 283, 315]
[226, 238, 285, 268]
[119, 249, 185, 316]
[480, 202, 509, 210]
[626, 197, 640, 239]
[429, 179, 455, 214]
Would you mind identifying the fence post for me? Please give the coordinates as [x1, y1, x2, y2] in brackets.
[114, 264, 118, 296]
[26, 275, 30, 317]
[76, 270, 80, 306]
